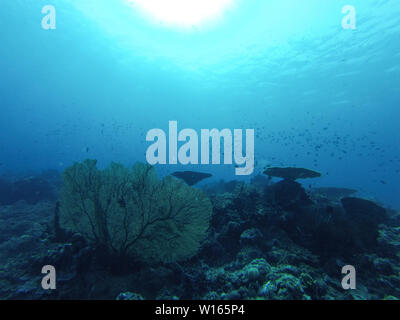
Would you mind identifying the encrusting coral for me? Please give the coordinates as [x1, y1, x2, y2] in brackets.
[59, 159, 212, 263]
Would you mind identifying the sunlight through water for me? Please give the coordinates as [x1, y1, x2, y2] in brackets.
[125, 0, 234, 28]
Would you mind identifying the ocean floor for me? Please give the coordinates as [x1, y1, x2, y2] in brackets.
[0, 169, 399, 300]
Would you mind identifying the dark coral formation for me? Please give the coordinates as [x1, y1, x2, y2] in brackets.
[265, 179, 313, 210]
[311, 187, 358, 201]
[263, 167, 322, 180]
[0, 165, 399, 300]
[171, 171, 212, 186]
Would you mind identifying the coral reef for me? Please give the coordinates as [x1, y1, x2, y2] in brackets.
[0, 164, 399, 300]
[59, 160, 212, 263]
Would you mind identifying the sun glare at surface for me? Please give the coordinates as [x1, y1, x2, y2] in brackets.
[126, 0, 234, 28]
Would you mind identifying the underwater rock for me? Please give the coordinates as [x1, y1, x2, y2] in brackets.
[156, 289, 180, 300]
[263, 167, 321, 180]
[339, 197, 387, 252]
[311, 187, 358, 200]
[279, 196, 387, 259]
[205, 258, 271, 296]
[246, 267, 261, 281]
[384, 296, 400, 300]
[267, 179, 313, 209]
[0, 201, 54, 245]
[211, 193, 236, 212]
[171, 171, 212, 186]
[288, 197, 386, 259]
[221, 290, 241, 300]
[240, 228, 263, 246]
[275, 273, 305, 299]
[236, 246, 265, 265]
[116, 292, 144, 300]
[263, 268, 307, 300]
[203, 291, 221, 300]
[373, 257, 395, 275]
[231, 182, 260, 214]
[216, 221, 244, 256]
[258, 280, 278, 298]
[348, 284, 371, 300]
[378, 225, 400, 250]
[341, 197, 387, 226]
[241, 258, 271, 283]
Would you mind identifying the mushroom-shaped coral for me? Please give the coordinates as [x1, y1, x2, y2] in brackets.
[311, 187, 358, 201]
[310, 187, 358, 203]
[263, 167, 321, 180]
[172, 171, 212, 186]
[263, 167, 319, 210]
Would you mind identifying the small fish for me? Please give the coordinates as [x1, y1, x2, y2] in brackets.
[86, 147, 89, 153]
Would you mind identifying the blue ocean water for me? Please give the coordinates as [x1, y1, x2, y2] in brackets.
[1, 0, 399, 209]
